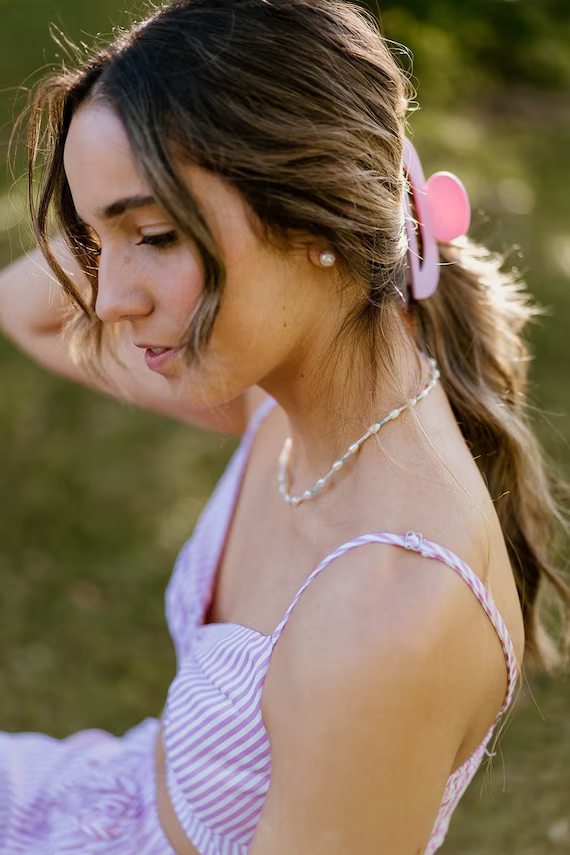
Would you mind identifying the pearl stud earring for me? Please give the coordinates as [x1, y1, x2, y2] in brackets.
[320, 250, 336, 267]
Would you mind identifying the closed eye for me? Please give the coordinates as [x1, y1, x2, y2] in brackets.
[137, 232, 178, 249]
[90, 231, 178, 257]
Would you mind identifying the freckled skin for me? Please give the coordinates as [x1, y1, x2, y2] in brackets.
[60, 100, 524, 855]
[63, 99, 425, 481]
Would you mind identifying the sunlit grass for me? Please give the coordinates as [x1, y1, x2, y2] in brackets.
[0, 3, 569, 852]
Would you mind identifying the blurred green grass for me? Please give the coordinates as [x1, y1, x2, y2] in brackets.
[1, 2, 569, 853]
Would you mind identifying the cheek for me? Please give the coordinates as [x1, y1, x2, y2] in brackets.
[173, 280, 203, 318]
[161, 253, 205, 319]
[211, 290, 282, 373]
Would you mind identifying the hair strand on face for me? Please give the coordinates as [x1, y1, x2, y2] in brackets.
[20, 0, 570, 676]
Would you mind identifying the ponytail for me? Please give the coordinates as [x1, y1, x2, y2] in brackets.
[412, 237, 570, 674]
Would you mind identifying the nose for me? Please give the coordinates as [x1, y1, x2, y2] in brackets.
[95, 252, 154, 324]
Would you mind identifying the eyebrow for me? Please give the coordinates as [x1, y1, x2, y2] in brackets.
[77, 194, 160, 225]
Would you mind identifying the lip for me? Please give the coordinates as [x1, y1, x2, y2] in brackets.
[143, 347, 181, 372]
[135, 344, 174, 349]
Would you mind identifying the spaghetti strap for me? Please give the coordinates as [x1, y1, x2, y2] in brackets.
[270, 529, 520, 718]
[192, 393, 277, 608]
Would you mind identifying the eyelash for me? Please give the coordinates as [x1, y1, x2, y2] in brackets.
[91, 232, 178, 257]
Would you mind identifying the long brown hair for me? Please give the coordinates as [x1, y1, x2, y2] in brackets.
[21, 0, 570, 673]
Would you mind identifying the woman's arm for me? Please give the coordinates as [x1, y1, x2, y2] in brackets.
[249, 545, 508, 855]
[0, 239, 250, 435]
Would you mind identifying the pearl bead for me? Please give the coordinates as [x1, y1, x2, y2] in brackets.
[277, 359, 439, 506]
[320, 251, 336, 267]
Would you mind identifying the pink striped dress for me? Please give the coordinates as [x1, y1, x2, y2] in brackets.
[0, 395, 520, 855]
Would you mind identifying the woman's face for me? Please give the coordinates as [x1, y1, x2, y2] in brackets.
[63, 101, 337, 407]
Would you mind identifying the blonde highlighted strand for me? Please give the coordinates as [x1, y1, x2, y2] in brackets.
[18, 0, 570, 674]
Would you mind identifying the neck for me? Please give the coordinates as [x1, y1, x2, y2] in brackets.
[259, 308, 431, 502]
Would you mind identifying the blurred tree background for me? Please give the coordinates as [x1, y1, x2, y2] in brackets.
[1, 1, 569, 852]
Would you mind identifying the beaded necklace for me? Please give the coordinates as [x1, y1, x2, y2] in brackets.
[277, 357, 440, 506]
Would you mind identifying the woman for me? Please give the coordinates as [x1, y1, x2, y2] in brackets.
[0, 1, 568, 853]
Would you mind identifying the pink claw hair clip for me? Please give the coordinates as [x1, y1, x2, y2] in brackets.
[403, 138, 471, 299]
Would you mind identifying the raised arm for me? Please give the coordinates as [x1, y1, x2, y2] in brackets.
[0, 238, 251, 435]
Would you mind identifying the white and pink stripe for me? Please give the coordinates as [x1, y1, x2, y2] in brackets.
[0, 394, 521, 855]
[162, 395, 521, 854]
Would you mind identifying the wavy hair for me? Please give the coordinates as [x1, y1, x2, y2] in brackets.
[22, 0, 570, 673]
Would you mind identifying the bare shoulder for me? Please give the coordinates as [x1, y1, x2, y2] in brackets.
[253, 534, 513, 853]
[262, 524, 514, 771]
